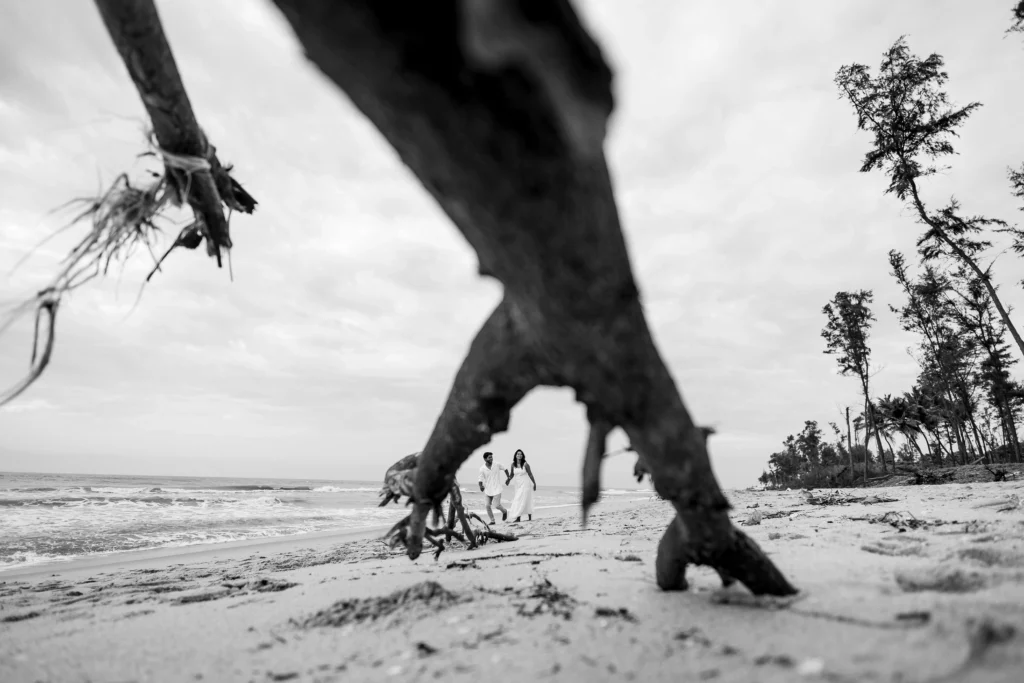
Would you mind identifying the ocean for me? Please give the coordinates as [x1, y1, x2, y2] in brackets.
[0, 471, 653, 572]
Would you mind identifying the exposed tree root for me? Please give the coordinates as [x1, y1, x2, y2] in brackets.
[266, 0, 797, 597]
[75, 0, 798, 598]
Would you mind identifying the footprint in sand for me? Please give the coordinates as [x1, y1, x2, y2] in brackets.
[894, 565, 988, 593]
[957, 546, 1024, 570]
[861, 540, 927, 557]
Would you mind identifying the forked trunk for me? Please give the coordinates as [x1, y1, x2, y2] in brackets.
[91, 0, 796, 597]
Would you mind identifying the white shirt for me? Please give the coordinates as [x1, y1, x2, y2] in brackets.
[478, 462, 506, 496]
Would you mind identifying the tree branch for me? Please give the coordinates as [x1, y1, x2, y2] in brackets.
[93, 0, 256, 265]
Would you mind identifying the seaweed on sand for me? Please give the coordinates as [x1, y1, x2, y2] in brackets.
[513, 578, 577, 621]
[297, 581, 464, 629]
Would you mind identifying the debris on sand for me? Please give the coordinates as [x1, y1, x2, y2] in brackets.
[614, 554, 642, 562]
[594, 607, 638, 623]
[804, 490, 897, 506]
[895, 611, 931, 625]
[971, 494, 1020, 513]
[513, 578, 577, 620]
[674, 628, 713, 647]
[983, 466, 1017, 482]
[861, 541, 925, 557]
[741, 509, 763, 526]
[852, 510, 946, 531]
[896, 468, 958, 486]
[1, 610, 41, 623]
[221, 577, 297, 593]
[873, 510, 928, 530]
[297, 581, 463, 628]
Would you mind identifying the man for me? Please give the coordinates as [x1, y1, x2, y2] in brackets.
[477, 451, 509, 524]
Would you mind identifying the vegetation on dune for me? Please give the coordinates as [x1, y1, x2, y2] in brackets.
[761, 29, 1024, 489]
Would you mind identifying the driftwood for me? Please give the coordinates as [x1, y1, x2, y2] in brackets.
[379, 453, 478, 551]
[378, 453, 519, 559]
[897, 467, 957, 486]
[78, 0, 795, 596]
[984, 466, 1010, 482]
[804, 490, 898, 506]
[466, 512, 519, 543]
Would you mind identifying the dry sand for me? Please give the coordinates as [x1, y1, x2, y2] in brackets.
[2, 481, 1023, 683]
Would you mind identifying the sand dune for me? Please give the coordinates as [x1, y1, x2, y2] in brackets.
[2, 482, 1023, 682]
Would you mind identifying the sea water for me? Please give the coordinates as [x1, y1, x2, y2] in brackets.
[0, 471, 652, 572]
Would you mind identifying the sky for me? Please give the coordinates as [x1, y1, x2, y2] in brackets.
[1, 1, 1023, 490]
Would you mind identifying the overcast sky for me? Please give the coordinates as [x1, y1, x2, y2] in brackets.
[1, 1, 1023, 490]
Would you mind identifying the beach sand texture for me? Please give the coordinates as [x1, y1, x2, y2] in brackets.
[2, 482, 1024, 683]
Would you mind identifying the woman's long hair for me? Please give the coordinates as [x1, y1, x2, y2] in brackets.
[512, 449, 527, 469]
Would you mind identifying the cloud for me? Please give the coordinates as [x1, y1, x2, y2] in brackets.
[1, 0, 1023, 490]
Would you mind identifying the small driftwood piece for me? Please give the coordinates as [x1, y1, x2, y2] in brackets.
[897, 467, 957, 486]
[466, 512, 518, 544]
[984, 466, 1009, 482]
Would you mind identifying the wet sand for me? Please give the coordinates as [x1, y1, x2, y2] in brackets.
[2, 482, 1023, 682]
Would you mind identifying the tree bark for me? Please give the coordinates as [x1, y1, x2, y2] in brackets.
[906, 430, 926, 460]
[1006, 400, 1023, 463]
[845, 406, 854, 479]
[964, 408, 988, 464]
[864, 391, 886, 480]
[267, 0, 795, 596]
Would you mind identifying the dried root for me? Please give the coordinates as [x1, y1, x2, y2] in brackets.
[0, 132, 255, 409]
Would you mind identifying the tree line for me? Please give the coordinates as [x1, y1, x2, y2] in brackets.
[760, 9, 1024, 489]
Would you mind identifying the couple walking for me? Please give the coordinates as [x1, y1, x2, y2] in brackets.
[477, 449, 536, 524]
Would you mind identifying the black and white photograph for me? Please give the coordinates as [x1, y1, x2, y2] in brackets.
[2, 1, 1023, 681]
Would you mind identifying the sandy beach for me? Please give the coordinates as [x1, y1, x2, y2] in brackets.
[2, 481, 1023, 683]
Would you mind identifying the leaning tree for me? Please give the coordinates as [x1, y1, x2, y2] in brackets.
[4, 0, 795, 597]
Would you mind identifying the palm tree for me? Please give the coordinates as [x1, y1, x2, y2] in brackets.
[876, 394, 926, 464]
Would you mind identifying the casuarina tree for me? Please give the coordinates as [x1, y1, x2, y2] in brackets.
[1011, 2, 1024, 34]
[822, 291, 888, 482]
[835, 38, 1024, 362]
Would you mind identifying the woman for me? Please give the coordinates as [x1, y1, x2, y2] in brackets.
[505, 449, 536, 523]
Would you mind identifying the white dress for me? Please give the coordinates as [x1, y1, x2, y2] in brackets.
[508, 466, 534, 519]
